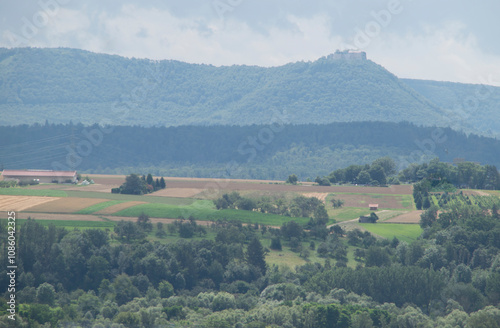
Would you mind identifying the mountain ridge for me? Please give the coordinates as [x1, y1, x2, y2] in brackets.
[0, 47, 499, 136]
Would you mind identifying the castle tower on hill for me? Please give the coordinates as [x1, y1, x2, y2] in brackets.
[329, 49, 367, 60]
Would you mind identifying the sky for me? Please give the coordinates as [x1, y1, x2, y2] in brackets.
[1, 0, 499, 86]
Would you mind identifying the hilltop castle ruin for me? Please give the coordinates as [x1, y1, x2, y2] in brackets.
[329, 49, 367, 60]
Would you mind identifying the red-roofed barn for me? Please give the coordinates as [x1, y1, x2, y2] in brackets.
[1, 170, 77, 184]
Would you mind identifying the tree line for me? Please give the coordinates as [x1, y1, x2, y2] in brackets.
[312, 157, 500, 191]
[2, 122, 500, 180]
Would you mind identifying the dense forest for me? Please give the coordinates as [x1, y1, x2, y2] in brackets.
[1, 47, 500, 137]
[1, 122, 500, 180]
[1, 196, 500, 327]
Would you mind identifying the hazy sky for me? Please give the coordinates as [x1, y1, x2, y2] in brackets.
[1, 0, 499, 86]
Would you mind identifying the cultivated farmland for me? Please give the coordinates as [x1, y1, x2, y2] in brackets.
[26, 197, 109, 213]
[0, 195, 59, 211]
[302, 192, 329, 202]
[1, 174, 416, 231]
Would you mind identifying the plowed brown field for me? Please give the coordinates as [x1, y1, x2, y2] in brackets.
[158, 181, 411, 195]
[27, 197, 108, 213]
[87, 175, 411, 195]
[148, 188, 202, 198]
[64, 184, 121, 193]
[302, 192, 329, 202]
[384, 210, 423, 223]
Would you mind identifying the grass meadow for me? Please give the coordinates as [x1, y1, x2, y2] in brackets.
[359, 223, 422, 243]
[112, 200, 310, 226]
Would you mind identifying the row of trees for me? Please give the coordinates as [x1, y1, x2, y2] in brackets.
[400, 158, 500, 189]
[313, 157, 397, 186]
[311, 157, 500, 190]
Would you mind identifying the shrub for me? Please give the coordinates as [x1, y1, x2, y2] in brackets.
[270, 237, 282, 251]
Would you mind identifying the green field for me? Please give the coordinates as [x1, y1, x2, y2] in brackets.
[75, 200, 126, 214]
[399, 195, 414, 209]
[359, 223, 422, 243]
[113, 201, 310, 226]
[0, 188, 68, 197]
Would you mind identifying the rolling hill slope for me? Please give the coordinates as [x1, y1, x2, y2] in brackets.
[402, 79, 500, 136]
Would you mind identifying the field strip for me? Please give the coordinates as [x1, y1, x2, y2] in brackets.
[64, 184, 121, 193]
[148, 188, 202, 198]
[95, 201, 147, 214]
[377, 210, 411, 221]
[26, 197, 110, 213]
[0, 212, 104, 221]
[103, 216, 213, 226]
[302, 192, 329, 202]
[146, 181, 412, 195]
[384, 210, 423, 223]
[0, 195, 60, 211]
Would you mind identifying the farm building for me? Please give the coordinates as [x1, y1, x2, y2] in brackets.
[369, 204, 379, 211]
[1, 169, 78, 184]
[359, 212, 379, 223]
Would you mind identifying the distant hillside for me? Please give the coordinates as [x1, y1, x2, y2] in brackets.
[0, 47, 446, 128]
[1, 122, 499, 180]
[402, 79, 500, 136]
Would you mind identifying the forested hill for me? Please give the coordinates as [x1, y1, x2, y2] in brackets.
[402, 79, 500, 136]
[1, 121, 499, 180]
[0, 47, 445, 128]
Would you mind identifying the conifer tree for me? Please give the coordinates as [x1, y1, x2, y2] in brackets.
[246, 237, 267, 275]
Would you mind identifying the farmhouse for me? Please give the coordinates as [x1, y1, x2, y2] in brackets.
[369, 204, 379, 211]
[1, 169, 78, 184]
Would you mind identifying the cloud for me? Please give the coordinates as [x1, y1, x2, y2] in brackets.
[367, 21, 500, 86]
[0, 0, 499, 86]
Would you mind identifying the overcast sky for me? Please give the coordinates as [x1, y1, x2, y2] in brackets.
[1, 0, 499, 86]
